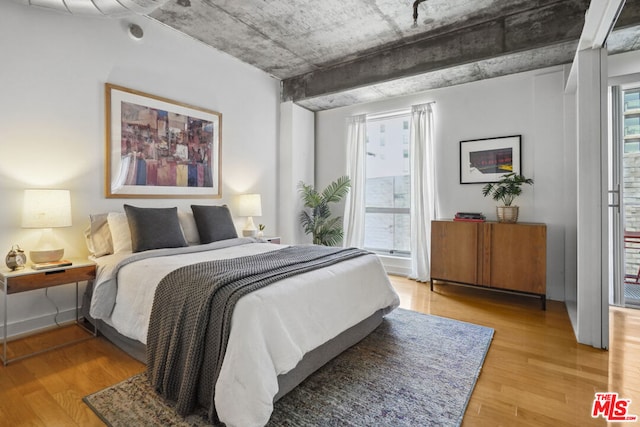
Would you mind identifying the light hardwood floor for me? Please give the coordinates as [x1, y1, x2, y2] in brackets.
[1, 276, 638, 426]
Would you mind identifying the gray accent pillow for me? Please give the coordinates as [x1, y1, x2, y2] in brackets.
[191, 205, 238, 244]
[124, 205, 188, 253]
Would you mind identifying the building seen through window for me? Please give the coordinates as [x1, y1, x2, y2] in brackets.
[364, 112, 411, 256]
[624, 89, 640, 153]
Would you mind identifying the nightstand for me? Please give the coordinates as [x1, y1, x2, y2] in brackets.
[262, 236, 281, 244]
[0, 259, 97, 365]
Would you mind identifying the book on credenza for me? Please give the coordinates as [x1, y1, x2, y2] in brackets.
[32, 259, 73, 270]
[453, 212, 486, 222]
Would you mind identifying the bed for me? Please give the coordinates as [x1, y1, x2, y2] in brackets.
[82, 205, 400, 426]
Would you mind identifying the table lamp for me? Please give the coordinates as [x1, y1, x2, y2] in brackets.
[22, 189, 72, 263]
[236, 193, 262, 237]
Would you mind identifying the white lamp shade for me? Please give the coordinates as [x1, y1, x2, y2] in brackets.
[22, 189, 72, 228]
[236, 194, 262, 217]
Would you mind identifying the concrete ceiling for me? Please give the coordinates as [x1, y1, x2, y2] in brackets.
[148, 0, 640, 111]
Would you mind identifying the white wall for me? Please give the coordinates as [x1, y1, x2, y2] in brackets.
[574, 48, 609, 348]
[0, 2, 280, 336]
[279, 102, 315, 244]
[316, 66, 571, 301]
[563, 80, 579, 324]
[609, 49, 640, 83]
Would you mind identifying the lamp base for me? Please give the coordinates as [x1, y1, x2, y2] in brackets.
[30, 248, 64, 264]
[242, 229, 257, 237]
[243, 216, 257, 237]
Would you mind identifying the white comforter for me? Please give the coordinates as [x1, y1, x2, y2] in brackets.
[89, 238, 400, 427]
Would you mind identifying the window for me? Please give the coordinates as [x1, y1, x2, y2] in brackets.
[364, 111, 411, 256]
[624, 89, 640, 154]
[624, 89, 640, 112]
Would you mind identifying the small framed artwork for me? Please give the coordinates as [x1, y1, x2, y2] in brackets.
[459, 135, 521, 184]
[105, 83, 222, 198]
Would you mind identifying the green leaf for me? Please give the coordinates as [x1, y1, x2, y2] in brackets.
[481, 173, 533, 206]
[321, 176, 351, 204]
[298, 176, 351, 245]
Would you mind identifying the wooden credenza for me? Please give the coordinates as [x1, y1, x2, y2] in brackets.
[430, 220, 547, 308]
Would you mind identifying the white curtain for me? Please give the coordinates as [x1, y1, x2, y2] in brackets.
[409, 103, 436, 281]
[343, 114, 367, 248]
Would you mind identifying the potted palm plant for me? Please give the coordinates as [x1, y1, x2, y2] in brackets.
[481, 172, 533, 223]
[298, 176, 351, 246]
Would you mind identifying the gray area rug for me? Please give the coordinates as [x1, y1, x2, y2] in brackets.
[84, 308, 493, 426]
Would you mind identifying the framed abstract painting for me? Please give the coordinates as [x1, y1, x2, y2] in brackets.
[459, 135, 521, 184]
[105, 83, 222, 198]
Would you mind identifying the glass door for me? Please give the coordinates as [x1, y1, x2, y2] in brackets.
[610, 85, 640, 308]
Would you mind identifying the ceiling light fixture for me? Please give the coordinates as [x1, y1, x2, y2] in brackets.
[413, 0, 428, 27]
[13, 0, 169, 17]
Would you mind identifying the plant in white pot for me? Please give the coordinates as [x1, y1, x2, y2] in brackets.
[481, 172, 533, 223]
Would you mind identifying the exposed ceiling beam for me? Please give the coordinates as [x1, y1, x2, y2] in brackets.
[294, 40, 580, 111]
[283, 0, 590, 110]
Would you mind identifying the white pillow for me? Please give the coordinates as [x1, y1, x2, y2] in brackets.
[83, 224, 95, 254]
[91, 214, 114, 256]
[107, 212, 133, 253]
[178, 211, 200, 245]
[84, 213, 114, 257]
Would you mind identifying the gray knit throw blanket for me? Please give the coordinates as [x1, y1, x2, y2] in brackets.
[146, 245, 369, 422]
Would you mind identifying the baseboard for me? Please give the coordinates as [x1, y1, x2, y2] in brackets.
[383, 265, 412, 276]
[377, 254, 412, 277]
[3, 308, 78, 340]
